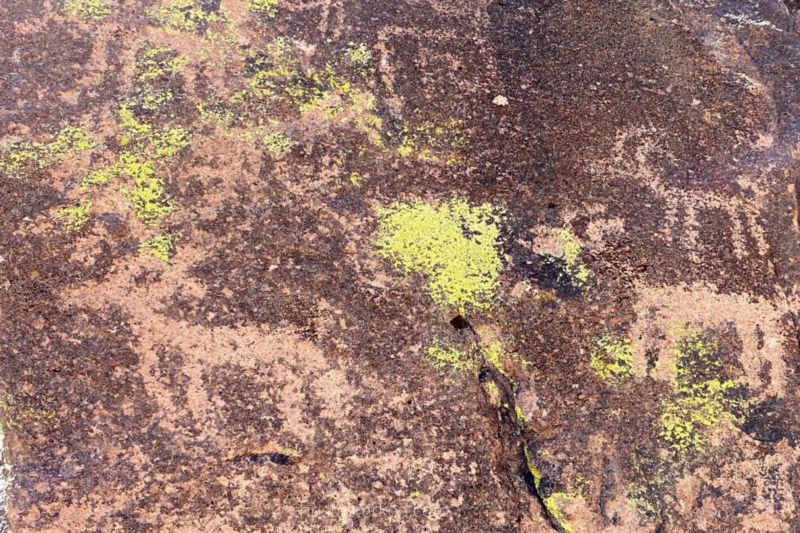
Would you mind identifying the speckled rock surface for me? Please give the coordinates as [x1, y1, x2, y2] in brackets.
[3, 0, 800, 531]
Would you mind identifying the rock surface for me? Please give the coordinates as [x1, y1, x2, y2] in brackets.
[2, 0, 800, 532]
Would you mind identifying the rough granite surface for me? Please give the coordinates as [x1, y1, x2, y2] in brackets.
[3, 0, 800, 532]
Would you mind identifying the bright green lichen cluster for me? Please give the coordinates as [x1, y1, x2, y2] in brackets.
[221, 37, 464, 164]
[197, 102, 239, 131]
[262, 132, 291, 158]
[82, 129, 186, 187]
[117, 105, 191, 159]
[554, 229, 593, 287]
[543, 493, 579, 533]
[135, 45, 188, 83]
[118, 105, 153, 139]
[525, 447, 543, 487]
[56, 200, 92, 231]
[64, 0, 114, 20]
[139, 233, 179, 262]
[231, 39, 384, 146]
[346, 43, 373, 68]
[660, 332, 740, 454]
[375, 198, 505, 313]
[0, 141, 49, 180]
[151, 126, 192, 159]
[590, 334, 633, 382]
[80, 106, 189, 225]
[426, 341, 474, 372]
[0, 126, 95, 180]
[247, 0, 279, 17]
[484, 341, 505, 372]
[82, 165, 116, 187]
[48, 126, 96, 158]
[343, 91, 384, 146]
[234, 38, 299, 103]
[119, 155, 174, 224]
[71, 43, 191, 234]
[142, 90, 175, 112]
[515, 405, 530, 426]
[147, 0, 230, 33]
[239, 38, 337, 112]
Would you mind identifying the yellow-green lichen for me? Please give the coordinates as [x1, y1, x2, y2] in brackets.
[64, 0, 114, 20]
[659, 333, 740, 454]
[119, 154, 174, 224]
[56, 200, 92, 231]
[234, 40, 384, 147]
[81, 165, 117, 187]
[346, 43, 373, 68]
[135, 45, 188, 83]
[127, 44, 188, 113]
[47, 126, 96, 159]
[515, 405, 530, 426]
[89, 103, 188, 218]
[397, 137, 414, 158]
[262, 132, 291, 158]
[116, 104, 191, 160]
[349, 172, 362, 187]
[234, 38, 300, 104]
[426, 341, 474, 372]
[151, 126, 192, 160]
[394, 120, 468, 163]
[347, 90, 384, 145]
[139, 233, 179, 262]
[83, 110, 187, 220]
[524, 446, 543, 487]
[1, 126, 95, 180]
[0, 394, 56, 430]
[119, 105, 153, 138]
[485, 342, 504, 370]
[482, 340, 529, 376]
[0, 141, 48, 180]
[628, 496, 656, 520]
[590, 334, 633, 382]
[247, 0, 279, 17]
[142, 89, 176, 112]
[554, 229, 593, 287]
[542, 492, 579, 533]
[147, 0, 230, 33]
[197, 102, 239, 131]
[483, 380, 501, 407]
[523, 447, 579, 533]
[375, 198, 505, 313]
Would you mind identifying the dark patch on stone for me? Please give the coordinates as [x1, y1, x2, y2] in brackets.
[449, 315, 476, 337]
[0, 19, 94, 126]
[199, 0, 222, 13]
[233, 453, 293, 466]
[743, 397, 791, 444]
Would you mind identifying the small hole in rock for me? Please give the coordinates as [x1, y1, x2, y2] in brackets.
[450, 315, 470, 330]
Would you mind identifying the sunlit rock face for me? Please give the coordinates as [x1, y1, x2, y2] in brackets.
[3, 0, 800, 532]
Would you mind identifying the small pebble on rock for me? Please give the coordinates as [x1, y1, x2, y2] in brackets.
[492, 95, 509, 106]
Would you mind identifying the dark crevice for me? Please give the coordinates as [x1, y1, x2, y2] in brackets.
[478, 364, 564, 532]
